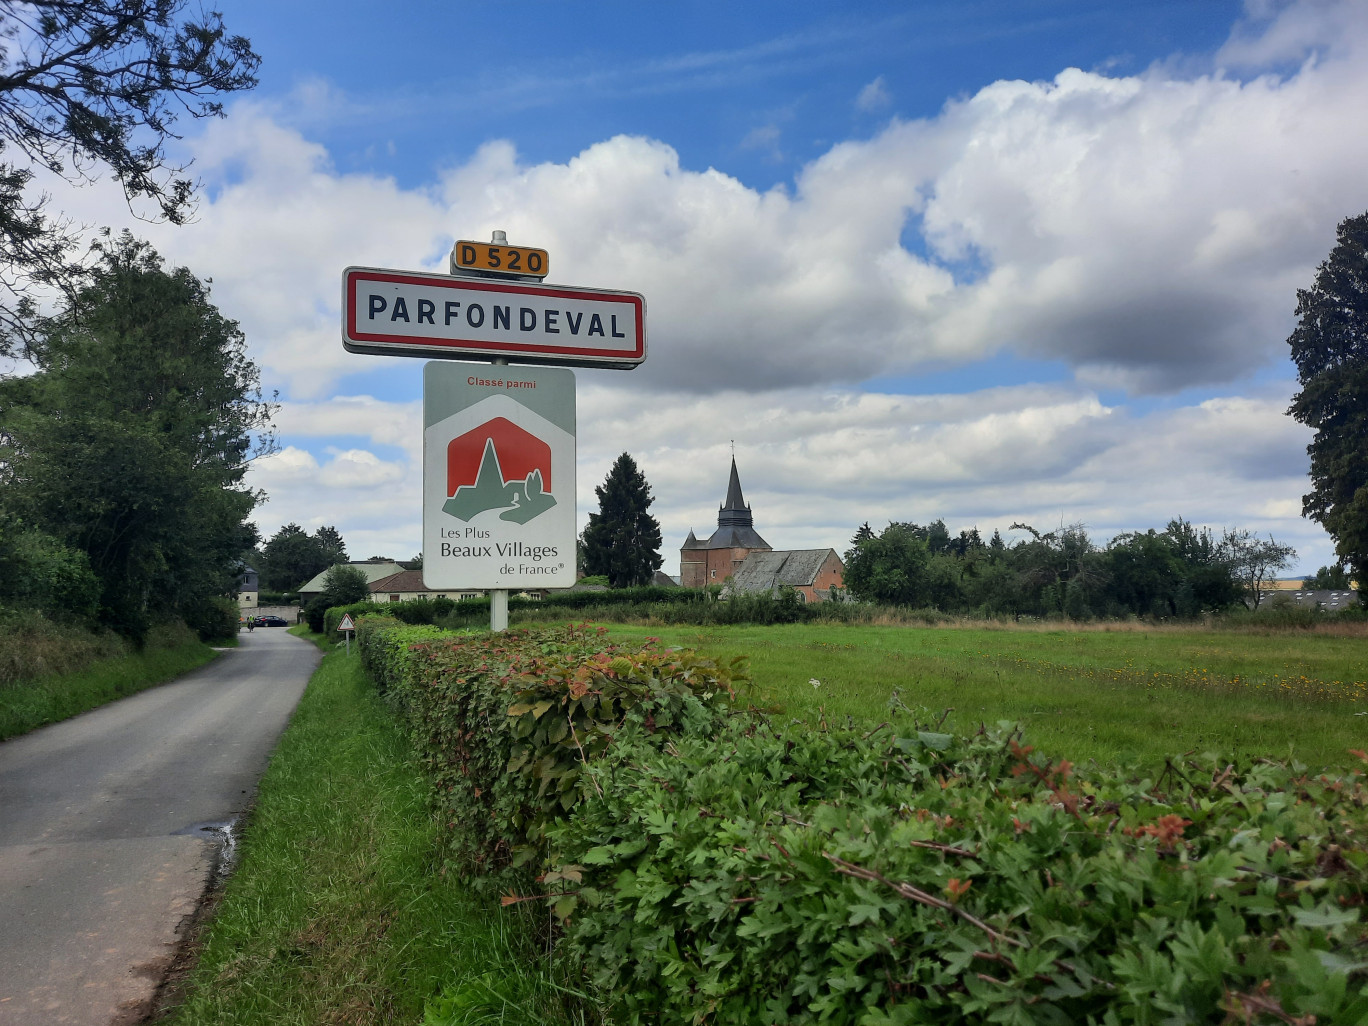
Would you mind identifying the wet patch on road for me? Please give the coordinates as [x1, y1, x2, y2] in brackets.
[171, 819, 239, 883]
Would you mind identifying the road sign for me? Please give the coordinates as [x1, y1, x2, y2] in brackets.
[450, 239, 549, 277]
[422, 363, 576, 591]
[341, 266, 646, 368]
[337, 613, 355, 631]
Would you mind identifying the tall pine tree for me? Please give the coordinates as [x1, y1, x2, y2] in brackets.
[581, 453, 663, 587]
[1288, 211, 1368, 594]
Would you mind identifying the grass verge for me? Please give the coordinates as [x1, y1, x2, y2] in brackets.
[604, 621, 1368, 772]
[160, 642, 586, 1026]
[0, 625, 217, 741]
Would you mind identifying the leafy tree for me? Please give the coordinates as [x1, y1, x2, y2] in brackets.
[321, 564, 369, 607]
[843, 522, 931, 606]
[1163, 517, 1241, 614]
[1287, 211, 1368, 596]
[302, 564, 370, 633]
[1221, 529, 1296, 610]
[260, 523, 348, 590]
[314, 525, 348, 566]
[1104, 530, 1183, 617]
[0, 1, 260, 353]
[0, 510, 98, 620]
[1008, 522, 1104, 617]
[0, 232, 274, 639]
[581, 453, 663, 588]
[1303, 564, 1352, 590]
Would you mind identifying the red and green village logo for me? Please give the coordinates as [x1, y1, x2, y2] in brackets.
[443, 417, 556, 525]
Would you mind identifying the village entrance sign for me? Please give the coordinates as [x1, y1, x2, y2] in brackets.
[340, 233, 648, 629]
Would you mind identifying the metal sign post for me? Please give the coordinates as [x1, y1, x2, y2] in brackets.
[341, 230, 643, 635]
[421, 362, 576, 630]
[337, 612, 356, 654]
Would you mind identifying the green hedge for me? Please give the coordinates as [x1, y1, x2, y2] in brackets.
[547, 721, 1368, 1023]
[356, 618, 741, 883]
[323, 597, 460, 636]
[357, 622, 1368, 1024]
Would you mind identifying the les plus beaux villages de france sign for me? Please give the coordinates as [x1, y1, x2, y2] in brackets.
[421, 363, 576, 590]
[341, 238, 646, 596]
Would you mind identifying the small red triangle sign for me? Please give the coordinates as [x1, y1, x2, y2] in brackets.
[337, 613, 356, 631]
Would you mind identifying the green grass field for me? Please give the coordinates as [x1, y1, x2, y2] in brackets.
[602, 621, 1368, 772]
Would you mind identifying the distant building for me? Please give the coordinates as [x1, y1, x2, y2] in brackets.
[368, 571, 483, 604]
[680, 457, 844, 600]
[680, 457, 772, 588]
[726, 548, 846, 603]
[1261, 588, 1363, 612]
[297, 560, 406, 603]
[237, 564, 259, 609]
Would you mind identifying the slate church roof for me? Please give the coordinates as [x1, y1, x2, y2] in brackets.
[698, 457, 771, 550]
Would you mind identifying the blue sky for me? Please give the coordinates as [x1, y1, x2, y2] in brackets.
[49, 0, 1368, 573]
[223, 2, 1242, 197]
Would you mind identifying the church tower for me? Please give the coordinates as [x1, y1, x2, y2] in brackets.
[680, 457, 772, 588]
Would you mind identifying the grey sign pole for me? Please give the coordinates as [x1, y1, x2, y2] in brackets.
[468, 230, 514, 634]
[490, 337, 510, 632]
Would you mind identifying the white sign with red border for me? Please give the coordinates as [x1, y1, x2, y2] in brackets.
[336, 613, 356, 631]
[341, 266, 646, 369]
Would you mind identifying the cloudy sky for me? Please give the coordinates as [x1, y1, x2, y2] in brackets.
[44, 0, 1368, 574]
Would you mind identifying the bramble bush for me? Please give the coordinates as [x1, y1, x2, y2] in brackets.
[356, 621, 1368, 1024]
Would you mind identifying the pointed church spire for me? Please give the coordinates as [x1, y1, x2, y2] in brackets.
[722, 456, 747, 512]
[717, 456, 755, 530]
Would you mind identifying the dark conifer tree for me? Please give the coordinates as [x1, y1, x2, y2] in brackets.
[1287, 212, 1368, 593]
[581, 453, 663, 587]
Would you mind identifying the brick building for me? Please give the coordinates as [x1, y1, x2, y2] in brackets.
[680, 458, 772, 588]
[680, 458, 845, 600]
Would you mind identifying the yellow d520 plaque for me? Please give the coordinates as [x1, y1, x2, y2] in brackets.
[451, 240, 549, 278]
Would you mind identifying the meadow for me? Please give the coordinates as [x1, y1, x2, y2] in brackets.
[603, 620, 1368, 772]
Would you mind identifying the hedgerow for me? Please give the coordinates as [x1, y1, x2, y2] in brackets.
[548, 718, 1368, 1024]
[355, 620, 1368, 1024]
[356, 618, 742, 884]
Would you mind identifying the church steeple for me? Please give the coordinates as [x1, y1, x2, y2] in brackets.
[679, 454, 772, 586]
[716, 456, 749, 517]
[718, 456, 753, 529]
[705, 455, 768, 548]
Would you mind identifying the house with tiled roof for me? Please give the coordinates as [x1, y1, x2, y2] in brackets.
[298, 560, 406, 602]
[368, 570, 484, 604]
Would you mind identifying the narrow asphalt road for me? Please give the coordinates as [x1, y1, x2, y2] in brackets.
[0, 628, 321, 1026]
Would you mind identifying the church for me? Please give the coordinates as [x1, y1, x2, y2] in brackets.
[680, 458, 846, 602]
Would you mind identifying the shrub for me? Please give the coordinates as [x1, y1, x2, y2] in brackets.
[548, 717, 1368, 1024]
[356, 621, 742, 884]
[0, 521, 100, 623]
[256, 590, 298, 606]
[304, 594, 331, 633]
[179, 594, 240, 642]
[0, 609, 125, 685]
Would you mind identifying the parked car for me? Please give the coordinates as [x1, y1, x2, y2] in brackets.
[252, 615, 289, 627]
